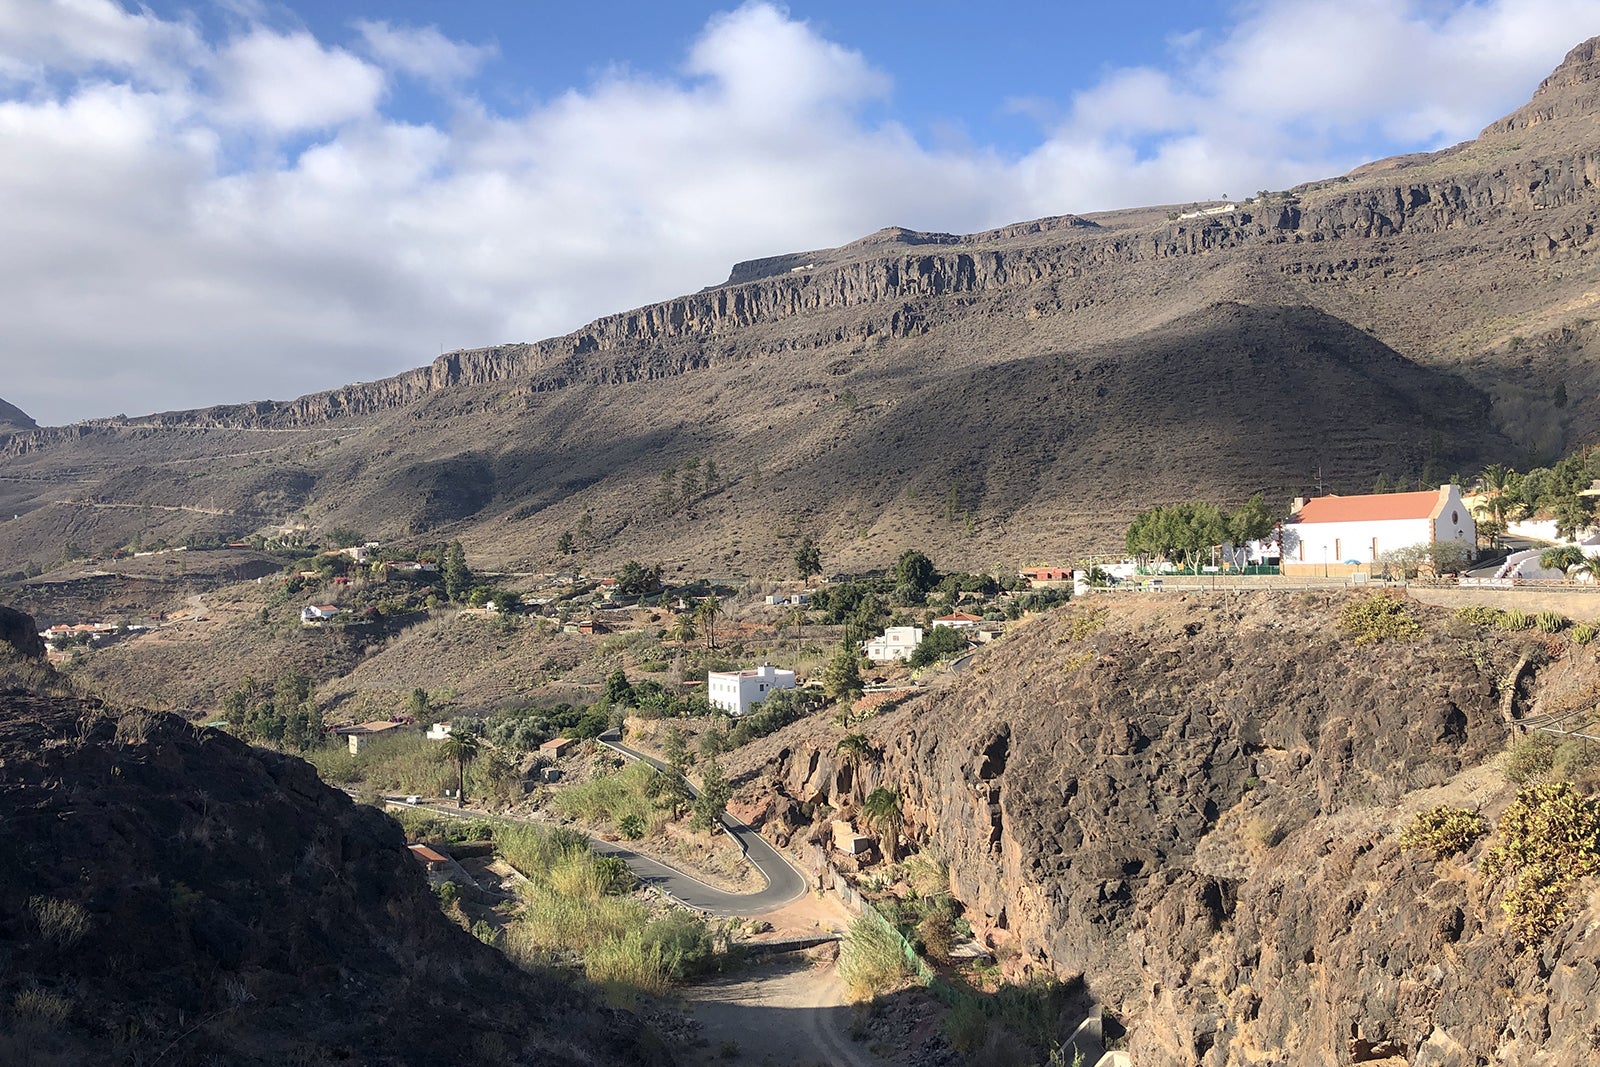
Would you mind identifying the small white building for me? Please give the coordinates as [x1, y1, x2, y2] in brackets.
[932, 611, 983, 631]
[862, 626, 923, 663]
[1283, 485, 1475, 574]
[425, 721, 453, 741]
[706, 663, 797, 717]
[300, 604, 341, 624]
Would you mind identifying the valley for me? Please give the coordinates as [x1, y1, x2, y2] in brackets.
[7, 33, 1600, 1067]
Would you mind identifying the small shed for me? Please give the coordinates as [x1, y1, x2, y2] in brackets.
[406, 844, 450, 872]
[831, 820, 874, 856]
[540, 736, 579, 759]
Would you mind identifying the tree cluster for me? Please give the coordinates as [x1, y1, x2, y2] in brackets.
[221, 671, 324, 752]
[1476, 450, 1600, 542]
[1125, 493, 1278, 570]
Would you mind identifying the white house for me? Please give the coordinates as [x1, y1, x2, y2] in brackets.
[300, 604, 342, 624]
[932, 611, 983, 631]
[706, 663, 797, 717]
[862, 626, 923, 663]
[1283, 485, 1475, 575]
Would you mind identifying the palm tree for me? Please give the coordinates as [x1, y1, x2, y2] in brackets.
[787, 605, 806, 641]
[439, 731, 481, 807]
[1539, 545, 1587, 577]
[696, 594, 723, 651]
[671, 610, 698, 646]
[836, 733, 876, 803]
[862, 787, 903, 863]
[1479, 463, 1511, 493]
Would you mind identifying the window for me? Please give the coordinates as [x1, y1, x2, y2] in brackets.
[1451, 510, 1459, 525]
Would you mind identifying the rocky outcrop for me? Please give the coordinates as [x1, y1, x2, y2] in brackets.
[1484, 37, 1600, 135]
[0, 687, 669, 1066]
[0, 605, 44, 661]
[737, 594, 1599, 1065]
[0, 396, 35, 432]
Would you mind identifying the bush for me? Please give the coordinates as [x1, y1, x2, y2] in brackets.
[1570, 622, 1596, 646]
[618, 814, 646, 839]
[1339, 595, 1423, 644]
[1398, 805, 1488, 857]
[1536, 611, 1570, 634]
[1504, 733, 1559, 784]
[1495, 609, 1531, 631]
[549, 759, 659, 832]
[838, 913, 916, 999]
[1454, 605, 1499, 626]
[1482, 781, 1600, 939]
[640, 909, 722, 980]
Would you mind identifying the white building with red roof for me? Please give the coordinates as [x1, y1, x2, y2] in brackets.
[1283, 485, 1474, 574]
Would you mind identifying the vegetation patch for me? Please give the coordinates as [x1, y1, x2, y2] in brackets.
[1398, 805, 1488, 858]
[838, 912, 917, 999]
[1339, 595, 1423, 645]
[1482, 781, 1600, 940]
[496, 823, 724, 999]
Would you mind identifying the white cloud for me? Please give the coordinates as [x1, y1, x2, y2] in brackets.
[212, 29, 384, 132]
[0, 0, 1597, 424]
[0, 0, 203, 87]
[355, 20, 494, 87]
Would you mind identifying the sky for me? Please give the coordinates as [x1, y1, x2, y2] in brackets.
[2, 0, 1598, 425]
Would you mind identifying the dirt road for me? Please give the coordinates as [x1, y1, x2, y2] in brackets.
[682, 954, 892, 1067]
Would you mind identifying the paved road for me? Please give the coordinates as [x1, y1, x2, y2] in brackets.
[597, 731, 809, 916]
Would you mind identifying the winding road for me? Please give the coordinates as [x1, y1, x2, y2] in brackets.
[596, 730, 809, 915]
[381, 734, 807, 917]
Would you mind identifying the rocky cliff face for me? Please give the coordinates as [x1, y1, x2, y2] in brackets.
[7, 36, 1599, 442]
[0, 686, 669, 1066]
[733, 594, 1600, 1065]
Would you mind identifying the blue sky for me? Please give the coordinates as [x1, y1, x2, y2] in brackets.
[2, 0, 1597, 423]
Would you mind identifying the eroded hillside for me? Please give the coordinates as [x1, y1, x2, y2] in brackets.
[0, 648, 669, 1066]
[728, 592, 1600, 1065]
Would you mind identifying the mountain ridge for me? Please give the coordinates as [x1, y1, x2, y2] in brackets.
[3, 39, 1600, 571]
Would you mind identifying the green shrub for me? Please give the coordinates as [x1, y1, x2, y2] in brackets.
[1482, 781, 1600, 939]
[1454, 605, 1499, 626]
[1398, 805, 1488, 857]
[581, 928, 677, 998]
[1495, 609, 1531, 631]
[1570, 623, 1596, 646]
[1535, 611, 1570, 634]
[944, 996, 989, 1052]
[471, 919, 500, 946]
[1504, 733, 1559, 784]
[617, 814, 646, 839]
[640, 909, 721, 980]
[1552, 739, 1600, 786]
[838, 914, 915, 999]
[1340, 595, 1424, 644]
[548, 759, 659, 831]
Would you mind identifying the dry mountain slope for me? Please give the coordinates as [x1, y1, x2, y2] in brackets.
[0, 653, 670, 1065]
[4, 39, 1600, 572]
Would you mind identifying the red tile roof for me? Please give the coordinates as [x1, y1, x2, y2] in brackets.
[1294, 490, 1441, 524]
[934, 611, 984, 622]
[407, 844, 448, 864]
